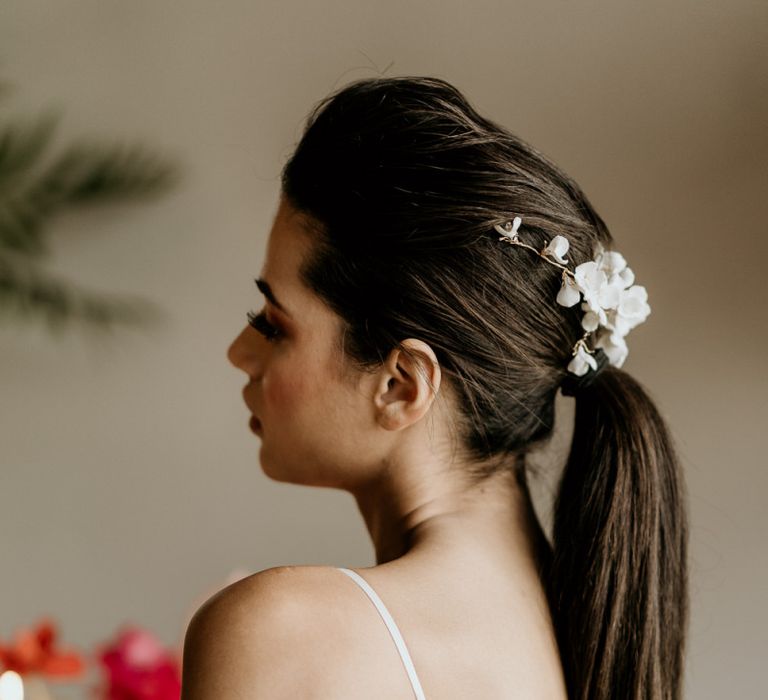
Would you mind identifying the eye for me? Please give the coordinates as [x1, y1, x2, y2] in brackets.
[246, 309, 282, 342]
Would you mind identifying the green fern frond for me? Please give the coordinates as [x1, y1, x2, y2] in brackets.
[0, 192, 47, 255]
[0, 111, 59, 191]
[0, 255, 166, 331]
[0, 140, 179, 258]
[0, 88, 179, 332]
[34, 142, 179, 209]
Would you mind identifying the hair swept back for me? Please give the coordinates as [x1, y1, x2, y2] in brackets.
[280, 75, 689, 699]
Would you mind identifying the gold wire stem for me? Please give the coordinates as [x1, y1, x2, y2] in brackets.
[497, 236, 576, 279]
[496, 224, 603, 366]
[571, 333, 596, 356]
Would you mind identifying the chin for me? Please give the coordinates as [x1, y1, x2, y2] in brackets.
[258, 453, 339, 489]
[259, 452, 304, 483]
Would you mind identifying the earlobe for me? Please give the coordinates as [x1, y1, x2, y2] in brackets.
[373, 340, 441, 431]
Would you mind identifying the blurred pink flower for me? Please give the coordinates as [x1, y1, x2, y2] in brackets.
[95, 627, 180, 700]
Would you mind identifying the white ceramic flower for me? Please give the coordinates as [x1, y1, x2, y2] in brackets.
[573, 261, 605, 304]
[597, 248, 637, 291]
[572, 263, 610, 317]
[594, 328, 629, 367]
[612, 285, 651, 335]
[542, 235, 569, 264]
[597, 250, 627, 276]
[616, 266, 635, 289]
[599, 281, 622, 310]
[567, 343, 598, 376]
[576, 260, 626, 314]
[581, 309, 602, 332]
[494, 216, 522, 240]
[556, 272, 581, 307]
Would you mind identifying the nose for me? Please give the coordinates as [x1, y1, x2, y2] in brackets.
[227, 326, 258, 374]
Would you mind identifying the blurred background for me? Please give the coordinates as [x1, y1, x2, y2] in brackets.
[0, 1, 765, 698]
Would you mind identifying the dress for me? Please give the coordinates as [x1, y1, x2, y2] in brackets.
[336, 567, 427, 699]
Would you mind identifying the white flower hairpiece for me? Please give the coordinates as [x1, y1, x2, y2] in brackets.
[493, 216, 651, 377]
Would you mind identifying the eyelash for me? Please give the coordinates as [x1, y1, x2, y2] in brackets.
[246, 309, 282, 342]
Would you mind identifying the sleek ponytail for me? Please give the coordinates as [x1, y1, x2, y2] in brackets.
[280, 75, 690, 699]
[549, 367, 689, 699]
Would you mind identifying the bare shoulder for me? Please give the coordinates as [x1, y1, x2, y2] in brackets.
[181, 565, 349, 700]
[181, 563, 569, 699]
[190, 564, 334, 619]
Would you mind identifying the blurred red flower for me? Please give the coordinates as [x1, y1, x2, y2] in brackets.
[95, 627, 181, 700]
[0, 617, 85, 677]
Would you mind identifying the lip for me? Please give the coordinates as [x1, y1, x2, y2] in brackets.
[249, 415, 262, 434]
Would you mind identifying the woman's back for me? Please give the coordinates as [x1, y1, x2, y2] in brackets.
[330, 562, 566, 699]
[234, 557, 567, 699]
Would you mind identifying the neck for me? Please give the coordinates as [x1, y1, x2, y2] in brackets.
[351, 465, 550, 577]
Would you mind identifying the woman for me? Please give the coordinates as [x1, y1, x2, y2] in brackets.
[181, 76, 688, 699]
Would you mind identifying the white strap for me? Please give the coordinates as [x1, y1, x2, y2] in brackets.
[337, 567, 427, 699]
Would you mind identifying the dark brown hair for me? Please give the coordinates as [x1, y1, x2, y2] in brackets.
[280, 76, 688, 699]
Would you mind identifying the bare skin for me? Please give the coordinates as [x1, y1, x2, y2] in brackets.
[182, 195, 567, 698]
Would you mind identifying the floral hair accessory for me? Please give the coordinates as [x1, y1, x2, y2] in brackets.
[493, 216, 651, 379]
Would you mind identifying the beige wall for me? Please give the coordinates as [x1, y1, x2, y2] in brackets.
[1, 1, 765, 697]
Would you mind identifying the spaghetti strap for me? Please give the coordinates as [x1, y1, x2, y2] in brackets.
[337, 567, 427, 700]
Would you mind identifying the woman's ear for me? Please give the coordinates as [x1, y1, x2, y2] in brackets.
[373, 339, 441, 431]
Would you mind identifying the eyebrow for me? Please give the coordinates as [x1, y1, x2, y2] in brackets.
[255, 278, 291, 317]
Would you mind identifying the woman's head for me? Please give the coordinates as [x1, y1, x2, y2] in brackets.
[228, 194, 450, 489]
[278, 75, 614, 475]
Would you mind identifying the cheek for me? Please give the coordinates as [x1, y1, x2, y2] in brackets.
[262, 356, 319, 418]
[263, 371, 304, 414]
